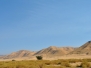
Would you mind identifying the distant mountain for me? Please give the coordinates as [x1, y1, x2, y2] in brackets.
[3, 50, 35, 59]
[34, 46, 74, 57]
[0, 46, 74, 59]
[2, 41, 91, 59]
[70, 41, 91, 55]
[0, 55, 6, 59]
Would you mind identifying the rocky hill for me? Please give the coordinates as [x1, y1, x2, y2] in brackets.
[34, 46, 74, 57]
[70, 41, 91, 55]
[3, 50, 35, 59]
[2, 40, 91, 59]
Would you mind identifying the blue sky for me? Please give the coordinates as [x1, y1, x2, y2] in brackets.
[0, 0, 91, 54]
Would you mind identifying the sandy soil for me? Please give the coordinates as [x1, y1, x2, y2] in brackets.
[0, 54, 91, 61]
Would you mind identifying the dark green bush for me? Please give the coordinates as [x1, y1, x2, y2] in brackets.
[36, 56, 43, 60]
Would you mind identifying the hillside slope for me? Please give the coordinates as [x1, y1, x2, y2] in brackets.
[3, 50, 35, 59]
[70, 41, 91, 55]
[34, 46, 74, 57]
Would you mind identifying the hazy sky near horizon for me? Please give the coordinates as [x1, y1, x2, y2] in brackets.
[0, 0, 91, 54]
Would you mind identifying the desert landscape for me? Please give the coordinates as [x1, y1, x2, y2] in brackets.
[1, 41, 91, 60]
[0, 41, 91, 68]
[1, 0, 91, 68]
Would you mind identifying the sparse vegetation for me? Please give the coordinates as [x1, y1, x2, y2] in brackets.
[0, 59, 91, 68]
[79, 60, 91, 68]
